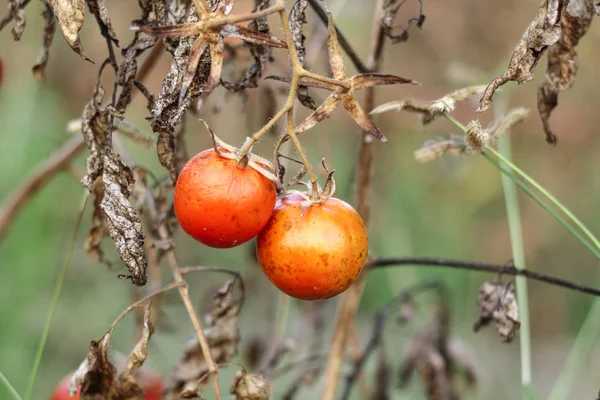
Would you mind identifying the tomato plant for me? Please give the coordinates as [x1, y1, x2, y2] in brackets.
[256, 194, 369, 300]
[174, 148, 277, 248]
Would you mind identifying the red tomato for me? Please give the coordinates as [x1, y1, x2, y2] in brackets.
[50, 371, 163, 400]
[174, 148, 277, 248]
[256, 194, 369, 300]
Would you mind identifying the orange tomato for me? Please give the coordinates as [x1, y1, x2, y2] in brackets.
[174, 148, 276, 248]
[256, 194, 368, 300]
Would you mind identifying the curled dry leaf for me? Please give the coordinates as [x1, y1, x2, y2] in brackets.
[86, 0, 119, 46]
[85, 180, 110, 267]
[230, 370, 271, 400]
[49, 0, 91, 61]
[101, 153, 147, 286]
[473, 280, 521, 342]
[538, 0, 596, 144]
[164, 279, 243, 399]
[70, 305, 155, 399]
[289, 0, 317, 110]
[371, 85, 486, 124]
[478, 0, 565, 112]
[32, 5, 56, 81]
[381, 0, 426, 43]
[6, 0, 26, 40]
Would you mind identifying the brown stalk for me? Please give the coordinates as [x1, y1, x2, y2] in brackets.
[159, 226, 223, 399]
[321, 0, 387, 398]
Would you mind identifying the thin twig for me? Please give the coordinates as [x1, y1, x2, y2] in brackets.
[0, 371, 22, 400]
[368, 257, 600, 296]
[321, 1, 387, 398]
[159, 226, 223, 400]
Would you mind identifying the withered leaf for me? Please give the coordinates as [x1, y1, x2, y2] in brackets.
[414, 137, 467, 163]
[85, 180, 110, 267]
[230, 371, 270, 400]
[86, 0, 119, 46]
[473, 280, 521, 342]
[164, 279, 242, 399]
[537, 0, 596, 144]
[71, 305, 155, 399]
[100, 152, 147, 286]
[222, 0, 274, 92]
[289, 0, 317, 110]
[478, 0, 565, 112]
[48, 0, 91, 61]
[381, 0, 426, 43]
[6, 0, 26, 40]
[371, 85, 485, 124]
[32, 6, 56, 81]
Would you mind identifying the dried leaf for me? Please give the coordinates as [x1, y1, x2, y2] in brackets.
[71, 305, 155, 399]
[538, 0, 595, 143]
[230, 371, 270, 400]
[478, 0, 565, 111]
[49, 0, 90, 61]
[220, 24, 287, 48]
[381, 0, 425, 43]
[342, 95, 388, 143]
[288, 165, 307, 187]
[164, 279, 243, 399]
[350, 73, 418, 90]
[85, 180, 110, 266]
[326, 13, 346, 80]
[372, 85, 486, 124]
[473, 280, 521, 342]
[86, 0, 119, 46]
[289, 0, 316, 109]
[295, 93, 341, 133]
[32, 6, 56, 81]
[179, 37, 210, 105]
[414, 137, 466, 163]
[7, 0, 26, 40]
[221, 0, 274, 91]
[100, 153, 147, 286]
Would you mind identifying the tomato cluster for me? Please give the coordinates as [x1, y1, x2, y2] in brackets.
[174, 147, 369, 301]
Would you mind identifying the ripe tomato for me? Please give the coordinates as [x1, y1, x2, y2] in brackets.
[174, 148, 277, 248]
[51, 370, 163, 400]
[256, 194, 369, 300]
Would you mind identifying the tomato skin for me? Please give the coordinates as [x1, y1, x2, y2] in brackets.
[51, 374, 80, 400]
[174, 148, 277, 248]
[256, 194, 369, 300]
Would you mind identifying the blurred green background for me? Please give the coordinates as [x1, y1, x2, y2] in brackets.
[2, 0, 600, 399]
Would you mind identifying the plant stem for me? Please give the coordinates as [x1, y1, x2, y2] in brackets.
[497, 133, 533, 399]
[0, 371, 22, 400]
[24, 191, 88, 400]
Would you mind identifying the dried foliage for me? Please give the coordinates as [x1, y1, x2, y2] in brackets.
[473, 280, 521, 342]
[289, 0, 317, 110]
[381, 0, 426, 43]
[70, 305, 155, 399]
[538, 0, 596, 143]
[230, 370, 271, 400]
[164, 278, 243, 398]
[32, 5, 56, 81]
[371, 85, 486, 124]
[49, 0, 90, 61]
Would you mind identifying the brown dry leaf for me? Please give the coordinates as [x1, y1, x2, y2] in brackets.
[381, 0, 425, 43]
[70, 305, 155, 399]
[32, 5, 56, 81]
[49, 0, 91, 61]
[222, 0, 274, 92]
[473, 280, 521, 342]
[87, 0, 118, 46]
[5, 0, 26, 40]
[85, 180, 110, 267]
[289, 0, 317, 110]
[414, 137, 467, 163]
[538, 0, 596, 143]
[164, 279, 243, 399]
[100, 152, 147, 286]
[478, 0, 565, 112]
[230, 370, 270, 400]
[371, 85, 486, 124]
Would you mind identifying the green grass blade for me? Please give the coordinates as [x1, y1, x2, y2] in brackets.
[497, 134, 533, 399]
[0, 371, 22, 400]
[23, 191, 88, 400]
